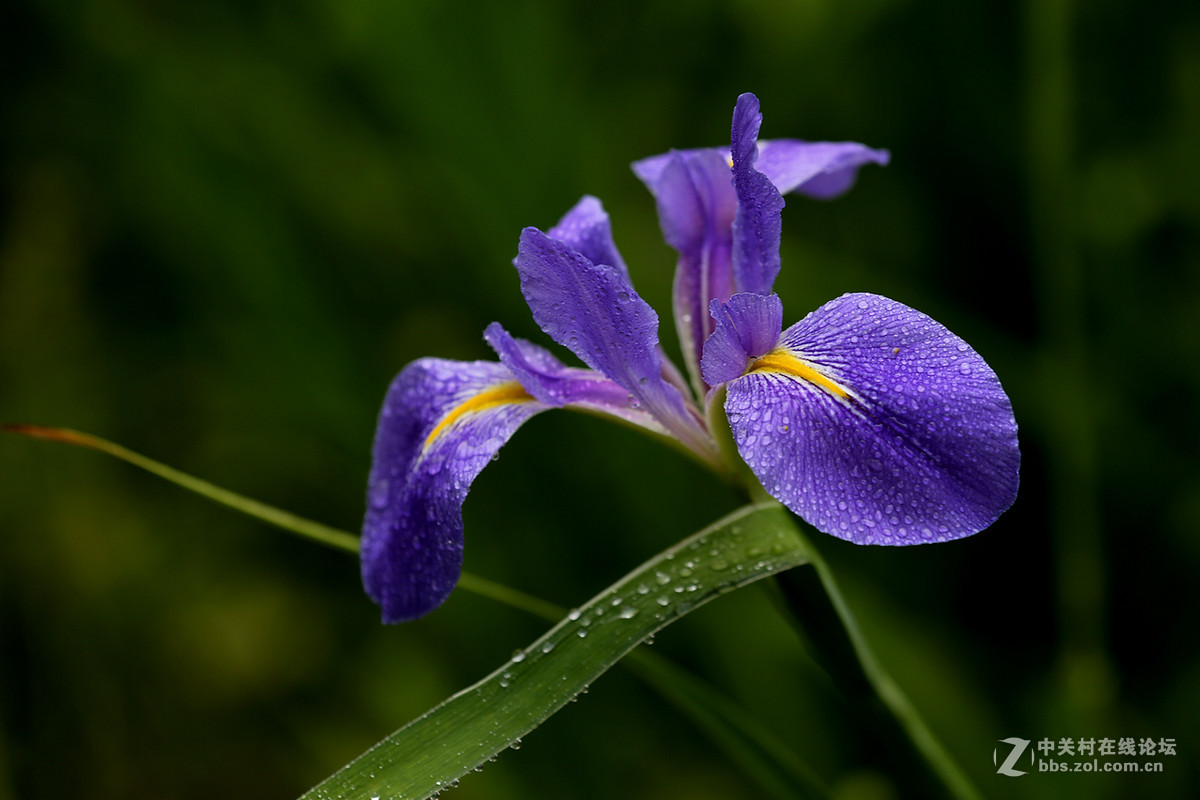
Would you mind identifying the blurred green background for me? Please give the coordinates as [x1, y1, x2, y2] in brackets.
[2, 0, 1198, 798]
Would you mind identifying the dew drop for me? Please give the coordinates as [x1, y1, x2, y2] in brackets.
[368, 480, 390, 510]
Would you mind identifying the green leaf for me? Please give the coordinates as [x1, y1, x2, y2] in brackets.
[302, 503, 811, 800]
[0, 424, 358, 553]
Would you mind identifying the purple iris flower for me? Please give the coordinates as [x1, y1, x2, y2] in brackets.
[362, 93, 1019, 623]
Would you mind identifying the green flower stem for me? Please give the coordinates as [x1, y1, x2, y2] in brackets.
[770, 528, 982, 800]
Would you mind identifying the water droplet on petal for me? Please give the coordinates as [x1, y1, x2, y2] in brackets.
[369, 480, 390, 510]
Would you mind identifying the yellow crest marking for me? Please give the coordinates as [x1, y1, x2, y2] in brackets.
[423, 381, 534, 450]
[749, 349, 853, 401]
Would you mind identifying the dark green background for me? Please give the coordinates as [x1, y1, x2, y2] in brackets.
[2, 0, 1197, 798]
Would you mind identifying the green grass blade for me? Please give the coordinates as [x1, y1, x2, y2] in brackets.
[1, 424, 359, 553]
[301, 503, 811, 800]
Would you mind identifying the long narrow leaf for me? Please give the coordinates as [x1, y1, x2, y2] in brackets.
[302, 503, 810, 800]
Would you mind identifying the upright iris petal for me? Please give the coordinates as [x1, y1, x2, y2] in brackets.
[730, 93, 785, 295]
[711, 292, 1020, 544]
[633, 149, 738, 396]
[633, 95, 889, 392]
[362, 359, 546, 622]
[514, 227, 714, 460]
[546, 195, 632, 284]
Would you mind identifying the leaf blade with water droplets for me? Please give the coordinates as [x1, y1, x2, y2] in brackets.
[301, 502, 812, 800]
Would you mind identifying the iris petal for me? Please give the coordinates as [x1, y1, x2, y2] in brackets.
[632, 150, 737, 391]
[633, 150, 738, 261]
[484, 322, 671, 436]
[514, 227, 713, 457]
[633, 95, 887, 392]
[753, 139, 891, 199]
[546, 195, 631, 285]
[700, 293, 784, 386]
[633, 151, 734, 393]
[730, 93, 785, 295]
[724, 293, 1019, 544]
[362, 358, 546, 622]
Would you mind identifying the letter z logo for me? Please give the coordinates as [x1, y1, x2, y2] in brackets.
[994, 737, 1033, 776]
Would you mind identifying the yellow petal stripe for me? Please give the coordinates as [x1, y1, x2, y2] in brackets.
[749, 349, 853, 401]
[423, 381, 535, 450]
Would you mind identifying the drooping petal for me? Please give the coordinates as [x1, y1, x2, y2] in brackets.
[700, 293, 784, 387]
[362, 358, 546, 622]
[753, 139, 891, 200]
[484, 322, 670, 436]
[514, 227, 714, 459]
[546, 195, 631, 284]
[724, 293, 1019, 544]
[730, 93, 785, 295]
